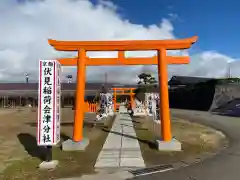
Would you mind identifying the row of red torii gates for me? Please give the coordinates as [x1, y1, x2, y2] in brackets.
[48, 36, 198, 143]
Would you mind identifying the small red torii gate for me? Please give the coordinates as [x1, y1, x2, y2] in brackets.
[111, 87, 136, 111]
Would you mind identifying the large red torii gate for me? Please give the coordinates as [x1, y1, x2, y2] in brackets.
[48, 36, 197, 149]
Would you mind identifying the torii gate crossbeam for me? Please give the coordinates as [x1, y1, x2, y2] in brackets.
[48, 36, 197, 148]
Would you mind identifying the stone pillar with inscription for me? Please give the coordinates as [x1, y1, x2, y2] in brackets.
[37, 60, 61, 170]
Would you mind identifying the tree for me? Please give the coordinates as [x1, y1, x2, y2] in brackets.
[134, 73, 158, 96]
[137, 73, 157, 85]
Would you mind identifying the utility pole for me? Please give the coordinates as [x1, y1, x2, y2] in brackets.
[104, 72, 108, 84]
[66, 74, 73, 83]
[25, 73, 29, 83]
[227, 64, 232, 78]
[225, 64, 229, 78]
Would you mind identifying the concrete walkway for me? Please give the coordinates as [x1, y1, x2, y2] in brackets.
[95, 106, 145, 168]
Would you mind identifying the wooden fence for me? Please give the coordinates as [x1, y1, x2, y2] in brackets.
[84, 102, 98, 112]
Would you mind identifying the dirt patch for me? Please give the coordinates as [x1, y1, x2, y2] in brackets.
[0, 108, 114, 180]
[132, 115, 227, 167]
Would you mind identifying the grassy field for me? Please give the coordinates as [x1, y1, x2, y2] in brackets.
[0, 108, 114, 180]
[132, 115, 228, 166]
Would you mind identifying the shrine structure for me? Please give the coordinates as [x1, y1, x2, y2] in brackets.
[48, 36, 198, 151]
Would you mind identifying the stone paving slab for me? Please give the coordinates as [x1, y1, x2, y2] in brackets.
[103, 135, 122, 142]
[122, 135, 138, 141]
[95, 158, 119, 168]
[101, 142, 122, 149]
[119, 119, 132, 123]
[120, 150, 143, 158]
[120, 158, 145, 167]
[103, 138, 121, 143]
[97, 150, 120, 159]
[122, 127, 135, 133]
[100, 144, 122, 150]
[119, 116, 132, 120]
[110, 128, 123, 133]
[122, 132, 137, 136]
[122, 142, 140, 149]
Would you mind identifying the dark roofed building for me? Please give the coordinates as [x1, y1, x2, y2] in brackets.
[133, 76, 216, 101]
[168, 76, 215, 88]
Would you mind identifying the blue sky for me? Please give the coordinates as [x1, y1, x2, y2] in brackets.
[91, 0, 240, 59]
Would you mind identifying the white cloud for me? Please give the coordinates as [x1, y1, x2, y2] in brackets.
[0, 0, 239, 83]
[168, 13, 178, 20]
[168, 51, 239, 79]
[168, 13, 184, 22]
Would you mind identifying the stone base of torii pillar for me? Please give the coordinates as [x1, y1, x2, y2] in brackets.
[155, 139, 181, 151]
[62, 138, 90, 151]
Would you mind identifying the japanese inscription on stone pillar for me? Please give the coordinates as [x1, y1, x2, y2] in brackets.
[37, 60, 61, 146]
